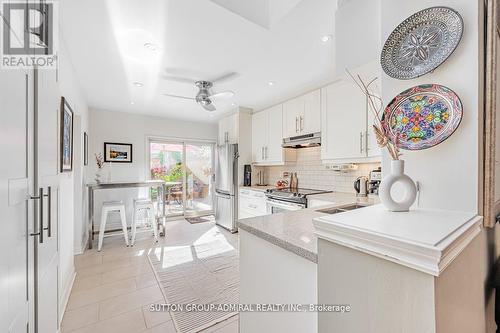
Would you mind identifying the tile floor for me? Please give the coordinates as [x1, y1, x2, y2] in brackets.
[62, 219, 239, 333]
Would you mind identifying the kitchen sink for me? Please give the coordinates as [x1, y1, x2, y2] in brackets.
[316, 203, 369, 215]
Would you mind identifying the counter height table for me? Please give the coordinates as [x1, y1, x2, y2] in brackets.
[86, 180, 169, 249]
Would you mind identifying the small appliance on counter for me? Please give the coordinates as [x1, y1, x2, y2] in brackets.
[256, 169, 267, 186]
[368, 167, 382, 195]
[354, 176, 368, 197]
[290, 172, 298, 190]
[243, 164, 252, 186]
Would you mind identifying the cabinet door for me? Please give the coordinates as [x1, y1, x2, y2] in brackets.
[302, 89, 321, 134]
[218, 118, 226, 144]
[227, 114, 239, 144]
[252, 111, 267, 163]
[322, 80, 366, 160]
[283, 98, 302, 137]
[266, 105, 284, 163]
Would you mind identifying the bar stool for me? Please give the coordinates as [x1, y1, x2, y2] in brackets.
[131, 198, 158, 246]
[98, 201, 129, 251]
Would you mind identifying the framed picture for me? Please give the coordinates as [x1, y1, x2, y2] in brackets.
[104, 142, 133, 163]
[83, 132, 88, 166]
[60, 97, 74, 172]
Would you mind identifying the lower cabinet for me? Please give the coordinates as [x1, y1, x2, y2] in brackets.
[239, 189, 267, 219]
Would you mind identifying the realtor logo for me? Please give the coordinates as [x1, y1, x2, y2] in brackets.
[0, 1, 58, 68]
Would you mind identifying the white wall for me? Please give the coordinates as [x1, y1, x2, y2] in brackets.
[88, 109, 218, 229]
[380, 0, 479, 213]
[57, 36, 90, 319]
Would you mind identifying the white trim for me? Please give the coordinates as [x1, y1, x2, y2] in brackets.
[59, 268, 76, 324]
[313, 208, 483, 276]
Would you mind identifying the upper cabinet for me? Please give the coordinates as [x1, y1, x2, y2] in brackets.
[218, 113, 239, 144]
[321, 61, 381, 163]
[283, 89, 321, 137]
[252, 105, 296, 166]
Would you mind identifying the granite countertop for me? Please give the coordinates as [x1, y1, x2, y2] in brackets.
[237, 192, 379, 263]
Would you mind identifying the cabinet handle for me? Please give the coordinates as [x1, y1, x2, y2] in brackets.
[29, 188, 44, 244]
[300, 116, 304, 131]
[261, 147, 264, 160]
[365, 131, 369, 154]
[359, 132, 364, 154]
[295, 116, 299, 133]
[44, 186, 52, 237]
[265, 146, 268, 159]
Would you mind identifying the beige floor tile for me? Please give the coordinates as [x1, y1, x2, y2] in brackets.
[75, 254, 103, 270]
[135, 273, 159, 290]
[142, 301, 172, 328]
[72, 274, 103, 292]
[67, 278, 136, 310]
[142, 320, 177, 333]
[61, 303, 99, 332]
[101, 262, 153, 285]
[99, 285, 162, 320]
[69, 308, 147, 333]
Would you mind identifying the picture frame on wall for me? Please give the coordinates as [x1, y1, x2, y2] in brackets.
[60, 97, 74, 172]
[104, 142, 133, 163]
[83, 132, 88, 166]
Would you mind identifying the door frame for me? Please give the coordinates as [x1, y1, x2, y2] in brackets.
[145, 135, 216, 218]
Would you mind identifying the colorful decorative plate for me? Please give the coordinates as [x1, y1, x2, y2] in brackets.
[382, 84, 463, 150]
[380, 6, 463, 80]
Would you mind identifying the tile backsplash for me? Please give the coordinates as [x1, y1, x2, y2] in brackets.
[255, 147, 381, 194]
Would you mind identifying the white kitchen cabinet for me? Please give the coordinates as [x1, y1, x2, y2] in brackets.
[252, 105, 296, 165]
[283, 89, 321, 137]
[239, 188, 267, 219]
[321, 61, 381, 163]
[218, 113, 238, 144]
[303, 89, 321, 134]
[251, 111, 267, 163]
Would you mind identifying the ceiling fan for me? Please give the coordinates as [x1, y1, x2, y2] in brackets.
[162, 71, 239, 112]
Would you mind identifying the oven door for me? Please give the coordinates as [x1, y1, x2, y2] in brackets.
[266, 198, 305, 214]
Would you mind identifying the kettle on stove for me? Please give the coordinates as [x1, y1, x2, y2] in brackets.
[354, 176, 368, 197]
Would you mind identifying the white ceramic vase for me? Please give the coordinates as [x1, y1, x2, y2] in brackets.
[379, 160, 417, 212]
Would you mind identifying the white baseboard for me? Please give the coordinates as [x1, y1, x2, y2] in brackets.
[59, 269, 76, 324]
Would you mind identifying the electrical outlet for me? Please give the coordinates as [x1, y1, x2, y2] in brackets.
[283, 171, 290, 178]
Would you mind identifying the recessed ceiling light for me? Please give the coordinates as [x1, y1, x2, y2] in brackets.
[133, 82, 143, 87]
[231, 102, 237, 107]
[130, 101, 135, 105]
[268, 81, 276, 86]
[321, 35, 332, 43]
[144, 42, 159, 51]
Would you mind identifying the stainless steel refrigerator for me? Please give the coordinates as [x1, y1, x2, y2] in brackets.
[214, 143, 239, 232]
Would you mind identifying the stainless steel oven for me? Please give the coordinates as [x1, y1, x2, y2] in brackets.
[266, 198, 306, 214]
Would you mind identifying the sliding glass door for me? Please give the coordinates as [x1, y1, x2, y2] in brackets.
[149, 138, 214, 217]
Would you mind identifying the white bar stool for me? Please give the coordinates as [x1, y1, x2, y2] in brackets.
[131, 198, 158, 246]
[98, 201, 128, 251]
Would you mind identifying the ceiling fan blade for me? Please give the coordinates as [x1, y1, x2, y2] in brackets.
[162, 93, 195, 100]
[210, 72, 240, 84]
[161, 75, 196, 84]
[201, 103, 216, 112]
[209, 90, 235, 100]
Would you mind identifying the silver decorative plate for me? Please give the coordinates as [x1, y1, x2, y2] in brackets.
[381, 7, 463, 80]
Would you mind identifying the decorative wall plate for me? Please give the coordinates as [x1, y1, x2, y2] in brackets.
[382, 84, 463, 150]
[381, 7, 463, 80]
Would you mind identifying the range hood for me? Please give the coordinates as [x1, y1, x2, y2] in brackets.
[282, 132, 321, 148]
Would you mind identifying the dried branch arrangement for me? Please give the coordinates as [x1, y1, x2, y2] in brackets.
[95, 153, 105, 169]
[346, 69, 401, 160]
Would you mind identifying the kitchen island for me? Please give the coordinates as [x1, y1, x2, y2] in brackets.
[237, 192, 377, 333]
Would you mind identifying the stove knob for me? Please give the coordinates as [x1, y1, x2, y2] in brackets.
[293, 193, 298, 197]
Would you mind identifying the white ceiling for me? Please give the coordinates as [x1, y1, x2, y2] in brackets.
[60, 0, 336, 123]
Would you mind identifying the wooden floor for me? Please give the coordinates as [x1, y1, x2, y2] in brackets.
[61, 219, 239, 333]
